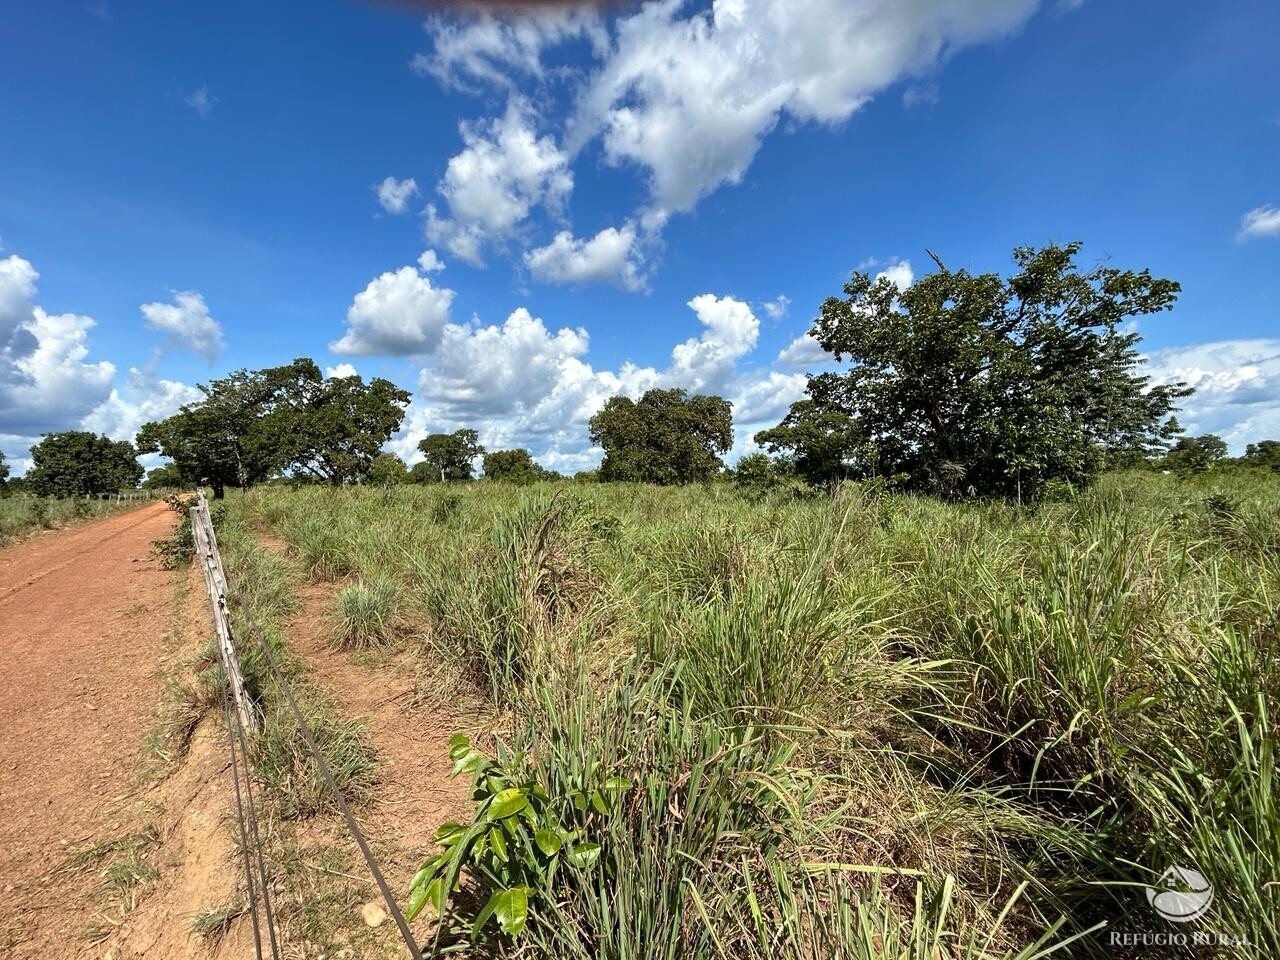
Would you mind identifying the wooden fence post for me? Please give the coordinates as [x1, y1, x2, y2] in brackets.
[190, 492, 258, 737]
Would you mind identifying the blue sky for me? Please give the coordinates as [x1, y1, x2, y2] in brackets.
[2, 0, 1277, 473]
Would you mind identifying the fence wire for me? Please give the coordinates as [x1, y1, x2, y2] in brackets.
[192, 491, 425, 960]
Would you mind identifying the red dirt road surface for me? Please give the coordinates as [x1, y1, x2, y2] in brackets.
[0, 503, 176, 958]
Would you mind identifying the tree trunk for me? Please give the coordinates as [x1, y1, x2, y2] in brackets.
[212, 482, 225, 500]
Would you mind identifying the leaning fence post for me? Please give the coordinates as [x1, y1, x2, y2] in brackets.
[190, 491, 258, 737]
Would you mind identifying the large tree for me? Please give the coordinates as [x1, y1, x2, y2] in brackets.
[0, 451, 8, 485]
[137, 359, 316, 497]
[285, 371, 411, 485]
[483, 448, 549, 485]
[760, 243, 1191, 497]
[142, 462, 185, 490]
[416, 429, 484, 482]
[589, 388, 733, 484]
[27, 432, 143, 497]
[138, 359, 409, 496]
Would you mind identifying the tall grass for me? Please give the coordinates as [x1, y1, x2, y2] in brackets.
[0, 494, 139, 544]
[240, 468, 1280, 957]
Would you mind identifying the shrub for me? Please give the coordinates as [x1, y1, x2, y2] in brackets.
[332, 576, 401, 648]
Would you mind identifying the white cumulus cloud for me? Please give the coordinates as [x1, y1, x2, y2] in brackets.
[670, 293, 760, 392]
[567, 0, 1039, 220]
[376, 176, 420, 215]
[417, 249, 446, 273]
[875, 258, 915, 290]
[83, 368, 203, 444]
[413, 9, 607, 92]
[413, 1, 1043, 285]
[775, 332, 827, 369]
[140, 290, 225, 361]
[398, 291, 775, 469]
[761, 295, 790, 320]
[524, 222, 645, 290]
[1239, 205, 1280, 241]
[425, 99, 573, 266]
[0, 254, 116, 442]
[331, 262, 457, 357]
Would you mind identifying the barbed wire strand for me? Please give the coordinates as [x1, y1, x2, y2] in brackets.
[229, 592, 427, 960]
[216, 654, 267, 960]
[224, 672, 283, 960]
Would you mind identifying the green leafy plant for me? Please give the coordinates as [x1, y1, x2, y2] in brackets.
[30, 497, 51, 528]
[150, 514, 195, 569]
[405, 734, 629, 941]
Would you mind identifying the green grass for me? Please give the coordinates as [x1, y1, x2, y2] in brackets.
[230, 468, 1279, 958]
[0, 493, 142, 544]
[190, 894, 247, 941]
[332, 575, 402, 648]
[65, 825, 162, 922]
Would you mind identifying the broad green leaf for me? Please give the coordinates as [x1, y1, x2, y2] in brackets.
[405, 885, 430, 922]
[489, 826, 508, 862]
[534, 827, 562, 856]
[590, 789, 608, 813]
[487, 787, 528, 820]
[426, 876, 444, 914]
[452, 750, 489, 778]
[434, 821, 464, 844]
[485, 773, 508, 794]
[494, 886, 529, 937]
[566, 841, 601, 869]
[408, 861, 434, 891]
[604, 776, 633, 793]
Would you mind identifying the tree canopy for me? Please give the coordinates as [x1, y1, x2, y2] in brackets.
[0, 451, 8, 485]
[137, 359, 409, 496]
[416, 429, 484, 482]
[27, 431, 143, 497]
[754, 396, 870, 486]
[1164, 433, 1228, 473]
[367, 452, 409, 485]
[758, 243, 1190, 497]
[1244, 440, 1280, 472]
[589, 388, 732, 484]
[142, 462, 185, 490]
[483, 448, 551, 485]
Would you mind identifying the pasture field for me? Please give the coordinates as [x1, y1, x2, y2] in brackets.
[0, 493, 153, 545]
[227, 469, 1278, 958]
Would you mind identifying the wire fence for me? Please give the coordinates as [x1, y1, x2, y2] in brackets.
[190, 491, 424, 960]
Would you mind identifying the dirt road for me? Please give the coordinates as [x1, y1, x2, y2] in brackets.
[0, 503, 176, 957]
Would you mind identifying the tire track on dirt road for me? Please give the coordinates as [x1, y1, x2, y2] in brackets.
[0, 505, 173, 605]
[0, 502, 176, 959]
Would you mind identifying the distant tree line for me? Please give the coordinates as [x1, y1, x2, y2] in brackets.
[5, 242, 1280, 502]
